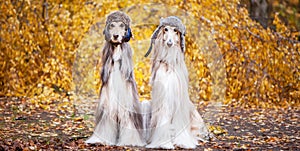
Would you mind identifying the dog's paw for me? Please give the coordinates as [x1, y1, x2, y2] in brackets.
[85, 135, 116, 146]
[173, 137, 197, 149]
[117, 142, 146, 147]
[173, 132, 198, 149]
[146, 142, 175, 149]
[175, 143, 197, 149]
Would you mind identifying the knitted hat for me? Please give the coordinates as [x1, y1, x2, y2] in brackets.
[145, 16, 186, 57]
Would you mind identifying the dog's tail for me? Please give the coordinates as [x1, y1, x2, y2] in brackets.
[140, 100, 152, 142]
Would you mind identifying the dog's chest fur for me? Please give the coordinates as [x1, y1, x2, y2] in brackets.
[113, 45, 122, 63]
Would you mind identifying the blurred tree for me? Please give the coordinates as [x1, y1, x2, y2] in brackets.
[241, 0, 300, 30]
[249, 0, 271, 28]
[0, 0, 299, 108]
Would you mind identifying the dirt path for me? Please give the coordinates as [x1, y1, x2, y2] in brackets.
[0, 97, 299, 150]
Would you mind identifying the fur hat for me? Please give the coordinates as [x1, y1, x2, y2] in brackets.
[105, 11, 131, 27]
[103, 11, 132, 42]
[145, 16, 186, 57]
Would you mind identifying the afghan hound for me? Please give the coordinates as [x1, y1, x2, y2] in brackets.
[85, 11, 145, 146]
[144, 16, 210, 149]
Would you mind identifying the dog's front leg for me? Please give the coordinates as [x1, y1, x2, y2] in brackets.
[85, 86, 119, 145]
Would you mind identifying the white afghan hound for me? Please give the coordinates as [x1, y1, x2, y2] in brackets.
[144, 16, 210, 149]
[85, 11, 145, 146]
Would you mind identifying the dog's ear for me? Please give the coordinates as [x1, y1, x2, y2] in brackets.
[103, 27, 111, 42]
[123, 27, 132, 42]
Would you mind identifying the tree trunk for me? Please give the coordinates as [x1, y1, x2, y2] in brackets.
[250, 0, 270, 28]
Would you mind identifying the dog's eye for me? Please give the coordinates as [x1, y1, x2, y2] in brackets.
[120, 23, 125, 28]
[109, 24, 115, 28]
[164, 28, 168, 32]
[174, 29, 178, 33]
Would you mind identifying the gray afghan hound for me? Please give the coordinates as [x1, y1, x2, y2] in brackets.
[85, 11, 145, 146]
[144, 16, 210, 149]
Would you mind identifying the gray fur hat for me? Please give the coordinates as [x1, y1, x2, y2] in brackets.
[105, 11, 131, 27]
[145, 16, 186, 57]
[103, 11, 132, 42]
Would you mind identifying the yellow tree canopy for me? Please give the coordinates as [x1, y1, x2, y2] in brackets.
[0, 0, 299, 108]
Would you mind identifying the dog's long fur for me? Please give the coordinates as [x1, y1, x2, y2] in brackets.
[146, 17, 209, 149]
[85, 11, 144, 146]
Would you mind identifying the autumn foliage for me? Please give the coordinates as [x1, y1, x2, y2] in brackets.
[0, 0, 299, 108]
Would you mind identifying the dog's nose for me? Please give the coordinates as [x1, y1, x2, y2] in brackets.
[167, 41, 173, 47]
[113, 34, 119, 40]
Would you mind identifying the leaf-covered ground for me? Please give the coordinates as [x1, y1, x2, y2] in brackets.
[0, 97, 299, 150]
